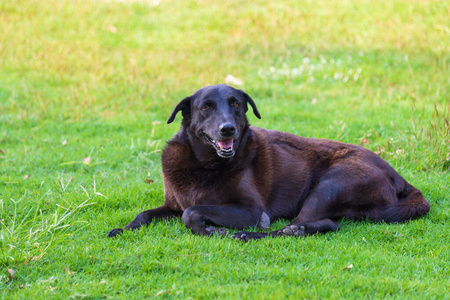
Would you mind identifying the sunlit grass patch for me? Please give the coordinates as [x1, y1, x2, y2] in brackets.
[0, 178, 102, 268]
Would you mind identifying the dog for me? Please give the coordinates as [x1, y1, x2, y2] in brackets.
[108, 84, 430, 241]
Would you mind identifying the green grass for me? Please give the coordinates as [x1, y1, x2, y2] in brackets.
[1, 0, 449, 298]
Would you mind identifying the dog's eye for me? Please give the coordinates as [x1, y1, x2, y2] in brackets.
[231, 102, 240, 108]
[201, 104, 210, 110]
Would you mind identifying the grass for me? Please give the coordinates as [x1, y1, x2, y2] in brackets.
[0, 0, 449, 298]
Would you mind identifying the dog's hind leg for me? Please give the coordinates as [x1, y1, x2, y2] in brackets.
[107, 205, 181, 238]
[232, 218, 340, 241]
[233, 180, 343, 241]
[182, 205, 264, 236]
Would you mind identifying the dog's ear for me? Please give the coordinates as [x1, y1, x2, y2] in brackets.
[167, 96, 192, 124]
[240, 90, 261, 119]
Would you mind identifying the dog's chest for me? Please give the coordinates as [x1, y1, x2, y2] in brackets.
[166, 166, 242, 209]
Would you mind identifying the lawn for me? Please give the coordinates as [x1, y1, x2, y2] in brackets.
[1, 0, 449, 298]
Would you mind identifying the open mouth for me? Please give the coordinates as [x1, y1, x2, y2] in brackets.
[204, 135, 235, 158]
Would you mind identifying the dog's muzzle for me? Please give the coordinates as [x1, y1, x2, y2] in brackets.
[204, 135, 236, 158]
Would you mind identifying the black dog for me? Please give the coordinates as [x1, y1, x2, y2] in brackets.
[108, 84, 430, 240]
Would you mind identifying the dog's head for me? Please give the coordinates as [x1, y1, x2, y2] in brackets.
[167, 84, 261, 158]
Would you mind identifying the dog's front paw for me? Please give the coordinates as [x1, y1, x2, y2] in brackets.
[107, 228, 123, 238]
[281, 225, 305, 237]
[231, 232, 251, 242]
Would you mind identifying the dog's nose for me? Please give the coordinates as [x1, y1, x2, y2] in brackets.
[220, 123, 236, 137]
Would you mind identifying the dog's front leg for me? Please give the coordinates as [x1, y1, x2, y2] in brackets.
[107, 205, 181, 238]
[181, 205, 266, 236]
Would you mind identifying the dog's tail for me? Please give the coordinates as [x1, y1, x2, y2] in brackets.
[380, 183, 430, 223]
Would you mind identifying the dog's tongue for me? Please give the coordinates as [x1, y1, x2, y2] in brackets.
[217, 139, 233, 149]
